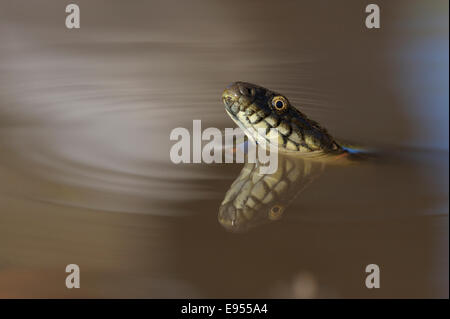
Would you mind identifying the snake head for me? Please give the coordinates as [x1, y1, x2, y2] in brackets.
[222, 82, 340, 154]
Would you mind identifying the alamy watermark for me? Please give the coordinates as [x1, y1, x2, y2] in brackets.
[170, 120, 279, 174]
[365, 4, 380, 29]
[65, 264, 80, 289]
[65, 4, 80, 29]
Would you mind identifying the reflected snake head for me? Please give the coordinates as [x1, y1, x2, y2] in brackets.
[218, 156, 319, 232]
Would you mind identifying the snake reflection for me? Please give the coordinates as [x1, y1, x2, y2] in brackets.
[218, 82, 367, 232]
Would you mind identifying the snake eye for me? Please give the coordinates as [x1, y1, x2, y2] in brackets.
[272, 96, 289, 113]
[268, 204, 285, 220]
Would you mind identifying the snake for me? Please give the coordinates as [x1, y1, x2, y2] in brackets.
[219, 81, 370, 232]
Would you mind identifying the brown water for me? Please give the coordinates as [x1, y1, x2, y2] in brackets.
[0, 0, 448, 298]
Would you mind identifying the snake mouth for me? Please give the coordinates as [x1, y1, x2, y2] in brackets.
[222, 81, 277, 149]
[222, 82, 242, 115]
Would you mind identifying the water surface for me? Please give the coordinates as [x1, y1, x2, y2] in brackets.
[0, 0, 448, 298]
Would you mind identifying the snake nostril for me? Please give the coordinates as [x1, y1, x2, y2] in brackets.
[223, 96, 234, 107]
